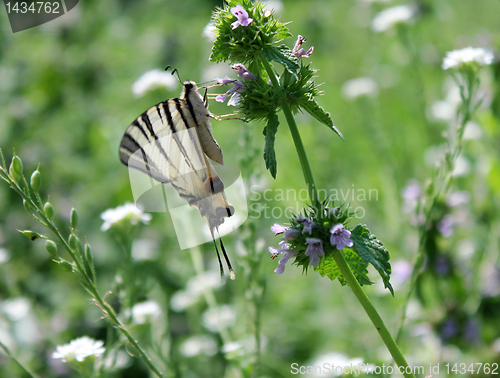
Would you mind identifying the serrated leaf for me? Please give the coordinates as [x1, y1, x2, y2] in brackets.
[262, 45, 300, 78]
[317, 253, 345, 285]
[317, 250, 371, 287]
[300, 98, 344, 140]
[263, 112, 279, 178]
[275, 26, 292, 42]
[342, 247, 373, 286]
[351, 224, 394, 296]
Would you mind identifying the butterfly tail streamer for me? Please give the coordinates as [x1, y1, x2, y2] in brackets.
[211, 229, 225, 278]
[219, 232, 235, 280]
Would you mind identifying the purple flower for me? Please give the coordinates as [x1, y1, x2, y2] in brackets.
[215, 79, 244, 106]
[435, 254, 450, 276]
[437, 214, 455, 238]
[231, 64, 257, 80]
[447, 191, 470, 207]
[401, 179, 422, 214]
[292, 35, 314, 59]
[269, 240, 289, 257]
[295, 215, 307, 223]
[440, 318, 458, 341]
[231, 5, 253, 29]
[302, 219, 316, 235]
[269, 241, 296, 274]
[401, 179, 422, 200]
[330, 224, 354, 250]
[464, 321, 479, 343]
[271, 223, 287, 235]
[274, 251, 296, 274]
[284, 228, 301, 241]
[305, 238, 324, 267]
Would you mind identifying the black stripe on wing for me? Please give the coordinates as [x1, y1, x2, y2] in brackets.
[172, 98, 207, 172]
[119, 100, 209, 188]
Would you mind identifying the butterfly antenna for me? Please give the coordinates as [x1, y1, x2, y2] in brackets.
[218, 230, 235, 280]
[165, 65, 182, 83]
[210, 228, 225, 278]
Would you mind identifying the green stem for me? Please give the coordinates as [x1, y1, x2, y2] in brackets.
[259, 54, 320, 208]
[0, 166, 164, 378]
[396, 73, 477, 342]
[333, 252, 415, 378]
[189, 248, 233, 345]
[257, 55, 412, 377]
[0, 340, 41, 378]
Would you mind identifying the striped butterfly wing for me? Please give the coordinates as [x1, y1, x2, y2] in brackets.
[119, 81, 234, 231]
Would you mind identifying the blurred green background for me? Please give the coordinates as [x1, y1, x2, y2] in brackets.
[1, 0, 500, 377]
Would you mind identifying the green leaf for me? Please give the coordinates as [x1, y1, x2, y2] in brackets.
[263, 112, 279, 178]
[317, 249, 371, 287]
[317, 253, 344, 284]
[343, 247, 372, 286]
[262, 45, 300, 78]
[351, 224, 394, 296]
[300, 98, 344, 140]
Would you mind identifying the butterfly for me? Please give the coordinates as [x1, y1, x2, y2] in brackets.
[119, 79, 236, 279]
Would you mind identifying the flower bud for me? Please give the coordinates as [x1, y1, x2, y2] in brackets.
[10, 155, 23, 175]
[30, 170, 41, 191]
[44, 202, 54, 219]
[45, 240, 58, 257]
[23, 199, 31, 213]
[85, 244, 93, 265]
[59, 261, 73, 273]
[69, 234, 79, 251]
[70, 208, 78, 229]
[9, 163, 21, 183]
[18, 229, 41, 241]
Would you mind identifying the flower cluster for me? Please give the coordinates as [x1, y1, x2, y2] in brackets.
[209, 1, 342, 178]
[292, 35, 314, 59]
[442, 47, 494, 70]
[215, 63, 257, 106]
[269, 205, 354, 274]
[131, 69, 178, 98]
[52, 336, 105, 363]
[100, 202, 152, 232]
[210, 0, 291, 64]
[371, 4, 417, 33]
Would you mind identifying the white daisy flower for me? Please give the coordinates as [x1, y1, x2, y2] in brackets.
[442, 47, 494, 70]
[201, 305, 236, 333]
[170, 290, 197, 312]
[131, 69, 178, 98]
[100, 203, 152, 232]
[307, 351, 367, 376]
[186, 271, 222, 296]
[342, 77, 379, 100]
[180, 335, 217, 357]
[371, 4, 417, 33]
[0, 248, 10, 264]
[52, 336, 105, 362]
[1, 297, 30, 321]
[130, 300, 162, 324]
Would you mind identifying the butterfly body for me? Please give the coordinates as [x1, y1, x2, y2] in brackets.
[119, 81, 234, 234]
